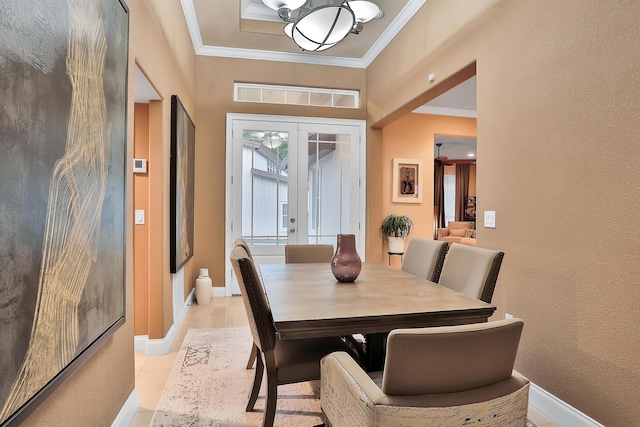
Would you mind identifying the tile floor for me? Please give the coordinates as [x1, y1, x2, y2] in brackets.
[129, 296, 560, 427]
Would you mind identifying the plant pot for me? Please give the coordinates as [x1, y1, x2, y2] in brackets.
[387, 236, 405, 253]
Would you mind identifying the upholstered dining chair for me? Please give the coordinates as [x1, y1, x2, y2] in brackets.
[438, 242, 505, 303]
[230, 246, 359, 427]
[321, 318, 529, 427]
[401, 238, 449, 282]
[284, 244, 334, 263]
[234, 237, 253, 259]
[233, 238, 263, 369]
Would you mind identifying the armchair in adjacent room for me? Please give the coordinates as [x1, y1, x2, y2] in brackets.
[436, 221, 475, 244]
[321, 318, 530, 427]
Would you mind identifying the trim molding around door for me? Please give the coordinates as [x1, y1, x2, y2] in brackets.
[225, 113, 367, 295]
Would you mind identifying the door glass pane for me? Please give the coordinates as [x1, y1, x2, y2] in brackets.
[241, 129, 289, 246]
[307, 132, 351, 245]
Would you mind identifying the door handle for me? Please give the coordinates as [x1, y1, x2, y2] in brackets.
[290, 227, 296, 233]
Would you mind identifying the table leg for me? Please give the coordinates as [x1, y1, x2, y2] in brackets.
[364, 333, 387, 371]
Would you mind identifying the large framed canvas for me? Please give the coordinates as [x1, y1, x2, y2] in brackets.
[170, 95, 196, 273]
[392, 158, 423, 203]
[0, 0, 129, 425]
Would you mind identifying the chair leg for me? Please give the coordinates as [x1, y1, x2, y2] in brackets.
[262, 363, 278, 427]
[246, 350, 263, 412]
[246, 343, 258, 369]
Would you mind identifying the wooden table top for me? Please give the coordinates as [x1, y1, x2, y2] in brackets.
[259, 262, 496, 340]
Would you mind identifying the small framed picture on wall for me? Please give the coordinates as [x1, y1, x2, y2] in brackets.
[392, 158, 423, 203]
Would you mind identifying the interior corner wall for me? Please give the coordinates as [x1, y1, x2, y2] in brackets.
[193, 56, 367, 287]
[367, 1, 640, 425]
[129, 0, 197, 339]
[380, 113, 476, 267]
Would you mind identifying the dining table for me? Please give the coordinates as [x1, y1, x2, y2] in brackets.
[259, 261, 496, 370]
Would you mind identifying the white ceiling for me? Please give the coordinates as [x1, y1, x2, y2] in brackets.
[181, 0, 426, 68]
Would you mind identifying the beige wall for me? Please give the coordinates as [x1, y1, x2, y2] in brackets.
[368, 0, 640, 425]
[22, 0, 640, 425]
[192, 56, 367, 287]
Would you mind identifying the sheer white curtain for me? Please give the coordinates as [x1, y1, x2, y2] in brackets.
[443, 165, 456, 226]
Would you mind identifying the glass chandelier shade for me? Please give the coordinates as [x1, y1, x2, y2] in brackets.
[347, 1, 380, 22]
[252, 131, 286, 149]
[261, 0, 307, 11]
[289, 5, 354, 52]
[261, 0, 381, 52]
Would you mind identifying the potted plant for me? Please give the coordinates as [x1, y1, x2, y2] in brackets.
[380, 214, 414, 253]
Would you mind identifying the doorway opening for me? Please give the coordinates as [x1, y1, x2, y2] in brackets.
[225, 114, 366, 295]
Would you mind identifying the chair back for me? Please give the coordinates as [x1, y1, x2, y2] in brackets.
[401, 238, 449, 282]
[230, 246, 276, 353]
[382, 318, 524, 396]
[285, 244, 334, 263]
[438, 243, 504, 303]
[234, 237, 253, 259]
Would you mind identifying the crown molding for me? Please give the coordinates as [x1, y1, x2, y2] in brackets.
[181, 0, 427, 69]
[361, 0, 427, 67]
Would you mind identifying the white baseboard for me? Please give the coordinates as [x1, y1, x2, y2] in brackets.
[529, 382, 604, 427]
[111, 388, 138, 427]
[213, 286, 226, 297]
[134, 289, 194, 356]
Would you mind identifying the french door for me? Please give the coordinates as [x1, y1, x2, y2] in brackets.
[225, 114, 366, 295]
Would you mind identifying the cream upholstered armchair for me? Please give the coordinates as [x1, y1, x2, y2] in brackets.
[437, 221, 475, 244]
[321, 319, 529, 427]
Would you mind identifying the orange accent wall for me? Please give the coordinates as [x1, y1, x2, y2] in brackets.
[381, 113, 477, 267]
[134, 103, 150, 336]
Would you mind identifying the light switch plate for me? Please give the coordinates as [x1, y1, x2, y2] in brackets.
[135, 209, 145, 225]
[484, 210, 496, 228]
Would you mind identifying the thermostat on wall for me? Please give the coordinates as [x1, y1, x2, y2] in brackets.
[133, 158, 147, 173]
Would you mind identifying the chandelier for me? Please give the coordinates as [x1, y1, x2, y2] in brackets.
[251, 131, 288, 149]
[261, 0, 383, 52]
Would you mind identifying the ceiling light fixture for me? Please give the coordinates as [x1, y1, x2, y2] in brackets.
[262, 0, 383, 52]
[252, 131, 287, 149]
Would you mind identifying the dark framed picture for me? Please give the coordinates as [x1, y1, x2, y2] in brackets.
[170, 95, 196, 273]
[465, 196, 477, 220]
[0, 0, 129, 425]
[392, 158, 423, 203]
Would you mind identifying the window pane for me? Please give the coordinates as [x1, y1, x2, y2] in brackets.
[286, 90, 309, 105]
[307, 132, 351, 245]
[241, 129, 289, 246]
[310, 92, 332, 106]
[443, 166, 456, 226]
[236, 87, 261, 102]
[234, 83, 358, 109]
[263, 89, 286, 104]
[333, 94, 356, 108]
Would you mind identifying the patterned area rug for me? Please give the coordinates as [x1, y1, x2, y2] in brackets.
[151, 327, 539, 427]
[151, 327, 324, 426]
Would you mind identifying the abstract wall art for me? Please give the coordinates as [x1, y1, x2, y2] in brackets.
[0, 0, 129, 425]
[170, 95, 195, 273]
